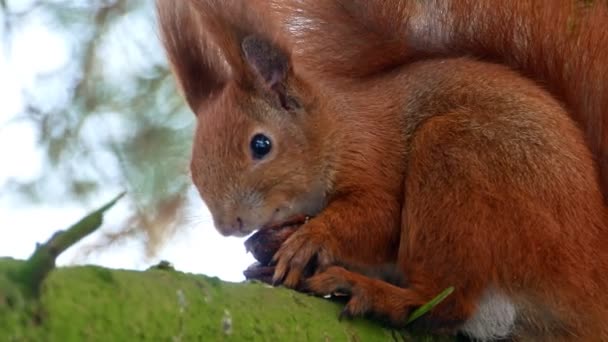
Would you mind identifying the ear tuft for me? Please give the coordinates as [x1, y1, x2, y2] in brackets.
[241, 35, 290, 90]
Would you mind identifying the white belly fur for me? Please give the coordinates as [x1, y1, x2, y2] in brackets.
[460, 287, 517, 341]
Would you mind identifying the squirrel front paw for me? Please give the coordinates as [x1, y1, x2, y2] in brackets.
[271, 221, 338, 288]
[305, 266, 376, 320]
[305, 266, 415, 326]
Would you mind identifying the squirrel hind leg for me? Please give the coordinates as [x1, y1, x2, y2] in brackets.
[401, 107, 605, 340]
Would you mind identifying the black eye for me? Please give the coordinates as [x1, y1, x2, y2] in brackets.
[250, 133, 272, 159]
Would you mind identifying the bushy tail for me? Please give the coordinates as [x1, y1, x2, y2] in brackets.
[266, 0, 416, 79]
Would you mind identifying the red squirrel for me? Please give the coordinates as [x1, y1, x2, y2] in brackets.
[156, 1, 608, 340]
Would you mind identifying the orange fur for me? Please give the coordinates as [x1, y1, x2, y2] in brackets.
[156, 1, 608, 340]
[266, 0, 608, 201]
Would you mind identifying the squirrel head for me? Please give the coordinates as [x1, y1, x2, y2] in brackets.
[157, 1, 328, 236]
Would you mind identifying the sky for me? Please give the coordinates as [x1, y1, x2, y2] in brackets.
[0, 3, 255, 283]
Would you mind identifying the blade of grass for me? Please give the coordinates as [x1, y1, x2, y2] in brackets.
[406, 286, 455, 325]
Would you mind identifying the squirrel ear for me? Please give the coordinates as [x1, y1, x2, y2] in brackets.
[241, 35, 289, 89]
[241, 35, 301, 111]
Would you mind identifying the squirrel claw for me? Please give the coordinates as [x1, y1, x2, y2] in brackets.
[338, 307, 354, 321]
[271, 224, 336, 288]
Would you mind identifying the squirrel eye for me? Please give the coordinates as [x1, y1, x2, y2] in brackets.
[250, 133, 272, 159]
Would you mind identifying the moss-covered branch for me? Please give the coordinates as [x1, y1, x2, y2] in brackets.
[1, 258, 455, 341]
[0, 193, 456, 341]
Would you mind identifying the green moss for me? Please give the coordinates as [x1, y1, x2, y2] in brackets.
[1, 258, 454, 341]
[0, 258, 39, 341]
[39, 267, 391, 341]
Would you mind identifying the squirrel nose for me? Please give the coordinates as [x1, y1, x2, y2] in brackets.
[216, 216, 247, 237]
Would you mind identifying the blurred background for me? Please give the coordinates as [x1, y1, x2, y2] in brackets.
[0, 0, 253, 281]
